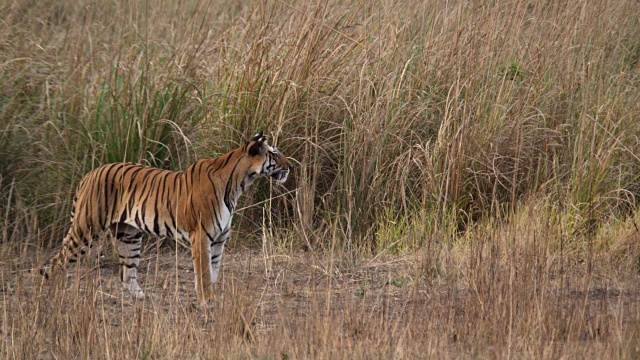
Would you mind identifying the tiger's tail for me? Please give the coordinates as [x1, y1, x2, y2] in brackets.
[40, 221, 99, 280]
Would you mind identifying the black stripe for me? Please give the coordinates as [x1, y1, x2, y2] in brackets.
[135, 171, 156, 235]
[127, 167, 145, 183]
[170, 174, 178, 199]
[152, 172, 168, 236]
[119, 238, 141, 245]
[157, 171, 169, 204]
[83, 189, 93, 230]
[108, 165, 119, 207]
[143, 169, 163, 195]
[119, 163, 141, 184]
[197, 159, 206, 175]
[139, 201, 147, 231]
[222, 153, 233, 167]
[164, 223, 174, 238]
[141, 216, 152, 234]
[152, 212, 160, 236]
[76, 226, 86, 245]
[176, 174, 184, 201]
[92, 165, 109, 227]
[187, 161, 200, 187]
[211, 238, 227, 245]
[118, 210, 128, 224]
[126, 169, 145, 210]
[82, 232, 91, 246]
[224, 158, 243, 211]
[137, 171, 160, 221]
[159, 172, 170, 203]
[100, 163, 118, 224]
[206, 170, 222, 230]
[169, 206, 177, 235]
[205, 230, 215, 242]
[110, 191, 120, 225]
[190, 206, 198, 226]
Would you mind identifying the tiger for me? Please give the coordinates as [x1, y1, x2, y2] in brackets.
[41, 132, 291, 304]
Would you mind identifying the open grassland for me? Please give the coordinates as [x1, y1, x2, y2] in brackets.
[1, 0, 640, 358]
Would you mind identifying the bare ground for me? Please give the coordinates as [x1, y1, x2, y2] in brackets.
[2, 240, 639, 359]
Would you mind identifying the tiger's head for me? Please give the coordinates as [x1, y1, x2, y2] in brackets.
[244, 131, 291, 185]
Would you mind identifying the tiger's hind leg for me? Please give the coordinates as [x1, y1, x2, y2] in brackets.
[111, 223, 145, 299]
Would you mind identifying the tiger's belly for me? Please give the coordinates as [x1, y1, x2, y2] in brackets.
[121, 206, 232, 242]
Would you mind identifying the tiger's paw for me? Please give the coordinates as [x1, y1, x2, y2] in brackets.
[122, 281, 145, 299]
[196, 287, 215, 306]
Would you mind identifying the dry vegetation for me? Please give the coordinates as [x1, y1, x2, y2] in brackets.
[2, 0, 640, 358]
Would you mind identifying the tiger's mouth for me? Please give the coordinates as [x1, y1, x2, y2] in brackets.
[271, 169, 289, 184]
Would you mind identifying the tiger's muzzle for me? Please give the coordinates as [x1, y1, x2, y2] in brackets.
[272, 169, 289, 184]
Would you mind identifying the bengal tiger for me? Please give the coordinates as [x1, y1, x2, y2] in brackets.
[41, 132, 291, 304]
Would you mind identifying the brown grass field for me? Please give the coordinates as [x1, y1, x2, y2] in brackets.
[2, 0, 640, 358]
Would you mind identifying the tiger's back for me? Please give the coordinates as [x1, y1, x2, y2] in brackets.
[72, 163, 187, 239]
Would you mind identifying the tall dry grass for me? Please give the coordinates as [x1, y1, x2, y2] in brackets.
[1, 0, 640, 358]
[2, 197, 640, 358]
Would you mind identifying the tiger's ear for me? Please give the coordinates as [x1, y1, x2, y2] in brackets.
[249, 131, 264, 142]
[249, 135, 268, 156]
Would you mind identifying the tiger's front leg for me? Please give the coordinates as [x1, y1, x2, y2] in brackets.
[190, 227, 214, 304]
[210, 228, 230, 284]
[112, 223, 145, 299]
